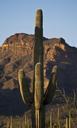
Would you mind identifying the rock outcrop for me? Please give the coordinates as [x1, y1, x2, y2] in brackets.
[0, 33, 77, 115]
[1, 33, 77, 93]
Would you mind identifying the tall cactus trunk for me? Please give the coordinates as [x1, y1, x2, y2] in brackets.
[34, 63, 45, 128]
[34, 9, 43, 66]
[33, 9, 45, 128]
[33, 9, 44, 92]
[33, 8, 44, 93]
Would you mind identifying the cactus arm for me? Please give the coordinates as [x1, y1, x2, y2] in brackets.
[18, 69, 32, 105]
[34, 63, 42, 128]
[34, 63, 42, 109]
[44, 65, 58, 105]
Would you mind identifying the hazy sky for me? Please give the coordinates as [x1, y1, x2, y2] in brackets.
[0, 0, 77, 47]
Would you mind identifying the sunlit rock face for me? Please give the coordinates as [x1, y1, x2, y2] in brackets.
[0, 33, 77, 95]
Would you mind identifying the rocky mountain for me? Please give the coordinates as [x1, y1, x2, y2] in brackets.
[1, 33, 77, 91]
[0, 33, 77, 115]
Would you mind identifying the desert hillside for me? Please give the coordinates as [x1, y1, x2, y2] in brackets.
[0, 33, 77, 93]
[0, 33, 77, 115]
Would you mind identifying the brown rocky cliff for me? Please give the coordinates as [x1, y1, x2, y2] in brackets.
[0, 33, 77, 95]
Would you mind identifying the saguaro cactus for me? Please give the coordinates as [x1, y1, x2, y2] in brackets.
[18, 9, 58, 128]
[34, 9, 45, 128]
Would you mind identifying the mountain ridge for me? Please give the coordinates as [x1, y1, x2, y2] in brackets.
[0, 33, 77, 115]
[1, 33, 77, 92]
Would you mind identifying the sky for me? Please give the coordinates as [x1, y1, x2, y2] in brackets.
[0, 0, 77, 47]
